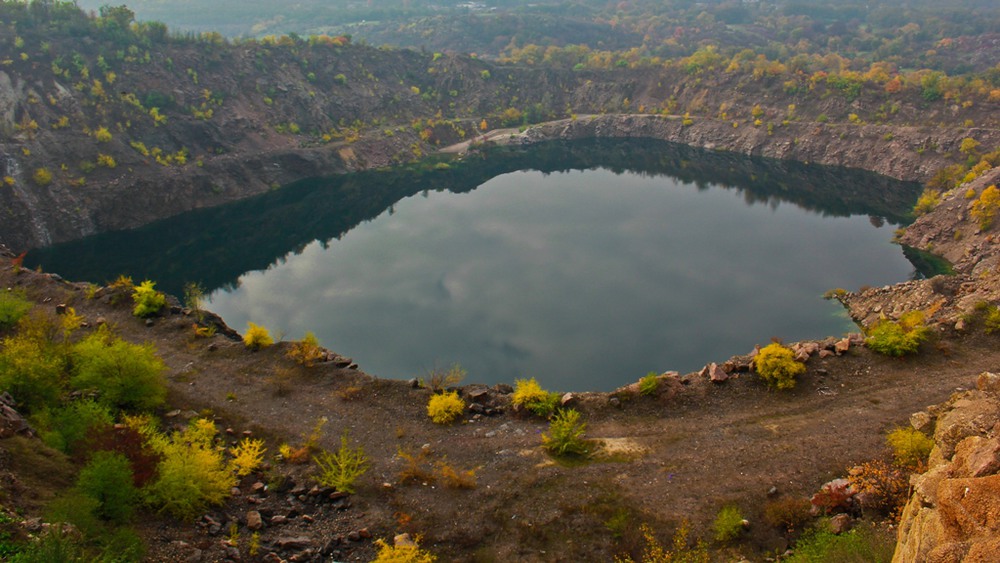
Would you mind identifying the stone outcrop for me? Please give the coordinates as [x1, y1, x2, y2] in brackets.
[893, 372, 1000, 562]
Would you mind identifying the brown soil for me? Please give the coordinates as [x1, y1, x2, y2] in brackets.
[3, 260, 999, 562]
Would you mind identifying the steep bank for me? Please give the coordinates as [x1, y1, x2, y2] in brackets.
[893, 373, 1000, 562]
[455, 114, 1000, 183]
[2, 10, 998, 250]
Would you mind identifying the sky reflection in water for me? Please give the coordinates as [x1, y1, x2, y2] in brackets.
[206, 167, 914, 391]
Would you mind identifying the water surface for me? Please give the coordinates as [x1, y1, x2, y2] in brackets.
[28, 140, 923, 391]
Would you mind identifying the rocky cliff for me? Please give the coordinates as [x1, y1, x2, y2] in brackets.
[893, 372, 1000, 562]
[2, 16, 998, 251]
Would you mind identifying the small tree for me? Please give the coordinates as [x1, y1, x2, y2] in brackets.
[76, 451, 138, 524]
[971, 185, 1000, 230]
[144, 419, 236, 520]
[131, 280, 165, 318]
[313, 433, 369, 493]
[542, 408, 589, 456]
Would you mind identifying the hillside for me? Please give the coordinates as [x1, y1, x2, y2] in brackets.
[1, 2, 999, 250]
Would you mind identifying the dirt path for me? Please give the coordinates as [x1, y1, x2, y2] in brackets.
[438, 126, 525, 154]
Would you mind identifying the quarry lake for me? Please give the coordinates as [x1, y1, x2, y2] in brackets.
[28, 139, 927, 391]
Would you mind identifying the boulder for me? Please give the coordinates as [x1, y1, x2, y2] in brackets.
[953, 436, 1000, 478]
[910, 411, 935, 434]
[276, 537, 314, 551]
[834, 337, 850, 355]
[829, 513, 853, 535]
[976, 372, 1000, 394]
[467, 387, 490, 404]
[0, 393, 33, 438]
[933, 396, 1000, 461]
[707, 363, 728, 383]
[246, 510, 263, 531]
[394, 533, 417, 548]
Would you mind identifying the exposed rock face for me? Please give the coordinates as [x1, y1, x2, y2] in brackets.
[901, 167, 1000, 278]
[893, 373, 1000, 562]
[506, 115, 1000, 184]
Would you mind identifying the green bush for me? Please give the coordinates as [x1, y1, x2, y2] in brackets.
[512, 377, 561, 417]
[313, 433, 369, 493]
[713, 505, 745, 542]
[754, 343, 806, 390]
[865, 312, 930, 356]
[0, 330, 67, 413]
[71, 327, 166, 411]
[0, 291, 32, 330]
[542, 408, 589, 457]
[40, 399, 113, 454]
[144, 419, 236, 521]
[638, 372, 660, 396]
[45, 491, 103, 539]
[886, 427, 934, 470]
[131, 280, 165, 318]
[76, 451, 138, 524]
[785, 523, 894, 563]
[427, 391, 465, 424]
[9, 525, 87, 563]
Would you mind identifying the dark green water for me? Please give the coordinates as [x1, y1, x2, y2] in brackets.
[27, 139, 925, 391]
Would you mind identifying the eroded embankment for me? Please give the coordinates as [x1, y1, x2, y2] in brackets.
[455, 114, 1000, 184]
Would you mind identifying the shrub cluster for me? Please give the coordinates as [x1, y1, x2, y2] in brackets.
[512, 377, 561, 417]
[847, 460, 909, 518]
[865, 311, 930, 356]
[970, 184, 1000, 230]
[754, 343, 806, 390]
[143, 418, 238, 521]
[786, 524, 894, 563]
[71, 326, 167, 411]
[0, 290, 32, 330]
